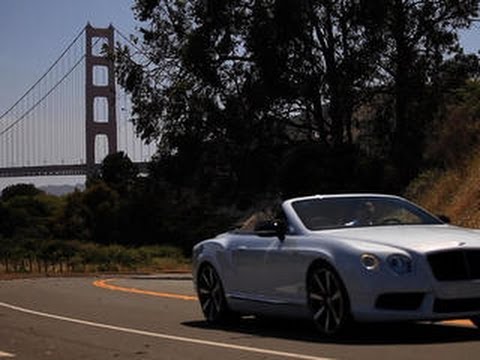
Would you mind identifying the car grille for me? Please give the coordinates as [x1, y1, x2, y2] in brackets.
[427, 250, 480, 281]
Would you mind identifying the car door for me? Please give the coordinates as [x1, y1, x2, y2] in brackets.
[263, 235, 308, 304]
[228, 233, 276, 299]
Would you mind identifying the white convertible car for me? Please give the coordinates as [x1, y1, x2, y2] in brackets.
[192, 194, 480, 335]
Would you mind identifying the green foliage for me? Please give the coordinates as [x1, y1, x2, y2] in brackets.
[0, 237, 189, 274]
[82, 182, 120, 244]
[0, 184, 63, 239]
[1, 183, 43, 201]
[56, 190, 89, 240]
[98, 151, 139, 195]
[115, 0, 479, 199]
[438, 54, 480, 95]
[454, 80, 480, 116]
[425, 80, 480, 168]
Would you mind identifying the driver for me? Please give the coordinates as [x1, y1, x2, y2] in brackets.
[345, 201, 376, 226]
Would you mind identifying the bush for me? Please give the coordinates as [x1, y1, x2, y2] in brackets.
[0, 238, 189, 274]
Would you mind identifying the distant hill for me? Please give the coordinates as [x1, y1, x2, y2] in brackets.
[40, 184, 85, 196]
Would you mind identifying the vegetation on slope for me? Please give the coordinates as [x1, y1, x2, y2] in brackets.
[406, 80, 480, 226]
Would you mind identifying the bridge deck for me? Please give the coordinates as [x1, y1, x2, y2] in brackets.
[0, 163, 149, 177]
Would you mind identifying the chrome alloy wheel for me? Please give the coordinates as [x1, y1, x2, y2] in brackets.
[197, 263, 229, 323]
[307, 265, 349, 335]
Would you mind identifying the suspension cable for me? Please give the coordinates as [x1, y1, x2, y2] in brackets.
[0, 55, 86, 137]
[0, 26, 86, 121]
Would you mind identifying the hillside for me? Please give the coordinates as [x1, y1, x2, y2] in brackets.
[404, 79, 480, 227]
[406, 150, 480, 229]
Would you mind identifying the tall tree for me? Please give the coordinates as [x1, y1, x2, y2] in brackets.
[98, 152, 138, 195]
[377, 0, 478, 182]
[116, 0, 479, 197]
[115, 1, 385, 196]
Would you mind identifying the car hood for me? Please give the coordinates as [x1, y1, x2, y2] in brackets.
[316, 225, 480, 253]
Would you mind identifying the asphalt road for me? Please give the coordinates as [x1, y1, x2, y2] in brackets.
[1, 276, 480, 360]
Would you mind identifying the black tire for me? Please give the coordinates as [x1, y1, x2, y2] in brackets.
[197, 263, 231, 323]
[307, 263, 351, 336]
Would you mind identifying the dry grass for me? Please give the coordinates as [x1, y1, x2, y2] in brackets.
[0, 244, 192, 277]
[406, 149, 480, 228]
[0, 260, 191, 279]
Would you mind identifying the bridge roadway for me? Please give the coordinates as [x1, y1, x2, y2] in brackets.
[1, 276, 480, 360]
[0, 162, 149, 177]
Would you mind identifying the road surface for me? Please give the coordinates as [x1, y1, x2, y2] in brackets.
[1, 276, 480, 359]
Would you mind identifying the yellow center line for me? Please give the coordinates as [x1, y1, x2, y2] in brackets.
[93, 278, 198, 301]
[93, 279, 476, 328]
[440, 319, 474, 327]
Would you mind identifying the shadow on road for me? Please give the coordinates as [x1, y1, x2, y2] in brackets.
[182, 317, 480, 345]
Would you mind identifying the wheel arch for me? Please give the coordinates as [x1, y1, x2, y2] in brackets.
[194, 257, 229, 296]
[195, 259, 219, 283]
[306, 257, 336, 280]
[306, 257, 352, 310]
[192, 240, 227, 286]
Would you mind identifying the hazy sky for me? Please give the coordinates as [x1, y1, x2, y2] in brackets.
[0, 0, 478, 190]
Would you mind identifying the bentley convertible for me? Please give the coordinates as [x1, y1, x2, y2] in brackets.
[192, 194, 480, 335]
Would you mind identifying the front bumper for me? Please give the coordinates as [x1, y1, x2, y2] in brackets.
[346, 266, 480, 322]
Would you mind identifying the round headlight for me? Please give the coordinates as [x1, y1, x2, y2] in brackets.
[361, 254, 380, 270]
[387, 254, 412, 275]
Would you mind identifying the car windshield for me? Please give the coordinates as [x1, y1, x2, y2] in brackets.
[291, 197, 442, 230]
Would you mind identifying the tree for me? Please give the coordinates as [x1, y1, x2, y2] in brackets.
[115, 1, 386, 199]
[56, 190, 90, 241]
[1, 183, 43, 201]
[98, 151, 138, 195]
[82, 182, 120, 245]
[116, 0, 479, 198]
[117, 0, 387, 143]
[374, 0, 479, 183]
[438, 53, 480, 95]
[425, 79, 480, 168]
[0, 190, 61, 240]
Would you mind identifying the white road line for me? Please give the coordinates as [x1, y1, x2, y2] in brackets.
[0, 351, 15, 358]
[0, 301, 333, 360]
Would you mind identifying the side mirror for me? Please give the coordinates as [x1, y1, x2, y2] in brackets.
[437, 214, 451, 224]
[255, 220, 287, 241]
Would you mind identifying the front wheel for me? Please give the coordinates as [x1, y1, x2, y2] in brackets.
[197, 263, 231, 323]
[307, 264, 351, 336]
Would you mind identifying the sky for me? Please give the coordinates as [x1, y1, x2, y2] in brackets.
[0, 0, 479, 191]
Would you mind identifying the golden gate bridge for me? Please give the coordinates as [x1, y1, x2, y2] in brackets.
[0, 24, 156, 178]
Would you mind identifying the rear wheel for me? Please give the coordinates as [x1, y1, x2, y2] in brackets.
[307, 264, 350, 336]
[197, 263, 231, 323]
